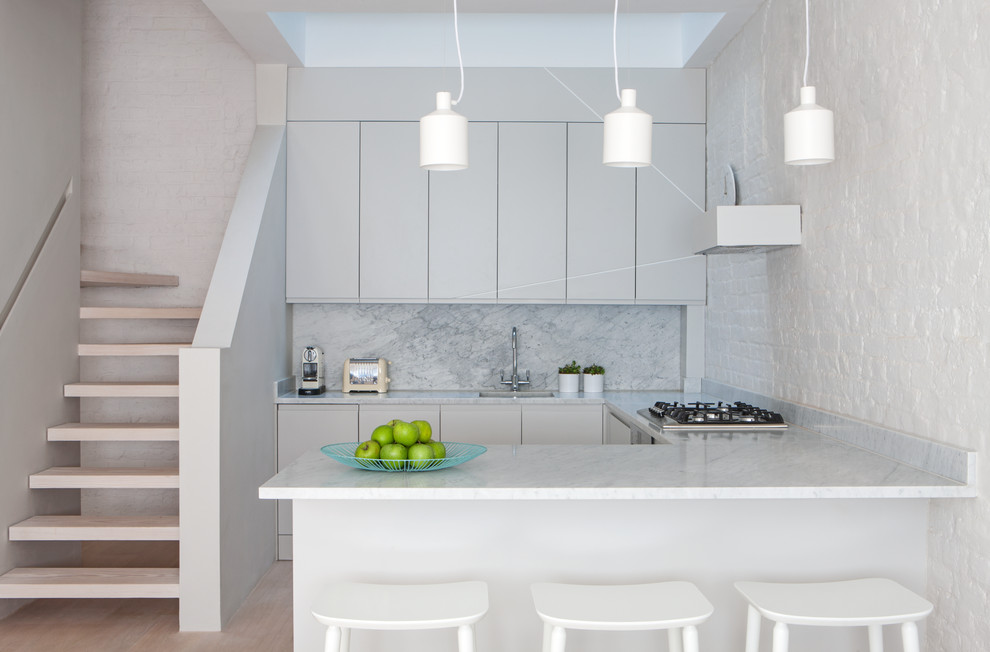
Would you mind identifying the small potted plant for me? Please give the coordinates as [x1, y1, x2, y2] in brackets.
[558, 361, 581, 393]
[582, 364, 605, 393]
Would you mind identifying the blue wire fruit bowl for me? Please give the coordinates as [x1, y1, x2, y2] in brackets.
[321, 441, 487, 472]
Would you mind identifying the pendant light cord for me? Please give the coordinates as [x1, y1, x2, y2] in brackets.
[612, 0, 621, 102]
[452, 0, 464, 105]
[803, 0, 810, 86]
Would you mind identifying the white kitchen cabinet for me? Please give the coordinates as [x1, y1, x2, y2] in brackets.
[566, 123, 636, 303]
[429, 123, 498, 302]
[636, 124, 707, 304]
[497, 123, 567, 302]
[440, 404, 522, 445]
[521, 404, 603, 445]
[605, 410, 632, 445]
[359, 122, 429, 301]
[286, 122, 360, 302]
[277, 405, 358, 558]
[358, 404, 441, 442]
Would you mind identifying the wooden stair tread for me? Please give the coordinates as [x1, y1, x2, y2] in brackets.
[10, 515, 179, 541]
[49, 423, 179, 441]
[30, 467, 180, 489]
[64, 382, 179, 398]
[0, 567, 179, 599]
[80, 306, 202, 319]
[78, 342, 192, 356]
[81, 270, 179, 288]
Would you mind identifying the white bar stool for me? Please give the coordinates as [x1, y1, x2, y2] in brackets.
[735, 578, 933, 652]
[311, 580, 489, 652]
[531, 581, 715, 652]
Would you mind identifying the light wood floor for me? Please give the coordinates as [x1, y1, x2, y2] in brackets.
[0, 561, 292, 652]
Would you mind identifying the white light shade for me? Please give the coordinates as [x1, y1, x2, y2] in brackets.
[603, 89, 652, 168]
[420, 91, 468, 171]
[784, 86, 834, 165]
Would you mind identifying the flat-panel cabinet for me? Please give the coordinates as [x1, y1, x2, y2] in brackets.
[360, 122, 429, 301]
[429, 123, 498, 302]
[286, 122, 360, 302]
[636, 124, 707, 304]
[605, 410, 632, 445]
[358, 404, 441, 442]
[521, 404, 603, 445]
[441, 404, 521, 445]
[497, 123, 567, 302]
[566, 123, 636, 303]
[276, 405, 358, 558]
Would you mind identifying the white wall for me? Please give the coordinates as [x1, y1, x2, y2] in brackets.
[79, 0, 256, 517]
[705, 1, 989, 648]
[0, 0, 82, 619]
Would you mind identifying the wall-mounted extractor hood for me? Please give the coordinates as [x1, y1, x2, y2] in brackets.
[694, 204, 801, 255]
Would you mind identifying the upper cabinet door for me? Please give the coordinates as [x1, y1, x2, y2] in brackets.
[429, 122, 498, 303]
[566, 123, 636, 303]
[286, 122, 360, 302]
[359, 123, 429, 302]
[498, 123, 567, 302]
[636, 124, 707, 305]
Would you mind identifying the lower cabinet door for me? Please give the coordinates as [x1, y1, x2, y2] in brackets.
[277, 405, 359, 558]
[441, 405, 521, 445]
[522, 404, 603, 444]
[605, 411, 633, 445]
[358, 405, 441, 442]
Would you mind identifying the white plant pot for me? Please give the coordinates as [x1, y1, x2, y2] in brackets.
[558, 373, 580, 393]
[583, 374, 604, 393]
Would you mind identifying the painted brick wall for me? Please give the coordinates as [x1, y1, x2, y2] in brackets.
[706, 1, 990, 648]
[79, 0, 255, 516]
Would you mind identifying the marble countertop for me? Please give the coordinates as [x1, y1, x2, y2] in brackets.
[260, 426, 973, 501]
[276, 388, 697, 407]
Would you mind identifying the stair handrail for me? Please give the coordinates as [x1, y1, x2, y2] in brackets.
[0, 179, 74, 335]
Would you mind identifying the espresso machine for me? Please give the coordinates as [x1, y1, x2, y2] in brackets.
[298, 346, 326, 396]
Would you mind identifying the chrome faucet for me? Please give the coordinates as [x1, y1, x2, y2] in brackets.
[500, 326, 530, 391]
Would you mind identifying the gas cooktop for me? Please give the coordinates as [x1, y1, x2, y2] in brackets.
[637, 401, 788, 431]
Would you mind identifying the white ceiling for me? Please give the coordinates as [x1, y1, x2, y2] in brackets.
[203, 0, 764, 68]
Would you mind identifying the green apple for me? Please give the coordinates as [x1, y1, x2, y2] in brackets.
[412, 420, 433, 443]
[379, 443, 408, 470]
[408, 443, 435, 469]
[392, 420, 420, 447]
[427, 440, 446, 460]
[354, 440, 381, 459]
[370, 424, 394, 447]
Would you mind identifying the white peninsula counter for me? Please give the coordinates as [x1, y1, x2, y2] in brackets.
[261, 428, 972, 652]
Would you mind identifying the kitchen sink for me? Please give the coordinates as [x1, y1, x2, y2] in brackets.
[478, 390, 555, 398]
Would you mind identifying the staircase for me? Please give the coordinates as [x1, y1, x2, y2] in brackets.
[0, 270, 200, 599]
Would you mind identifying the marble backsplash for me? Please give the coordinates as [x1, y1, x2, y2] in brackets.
[293, 303, 682, 391]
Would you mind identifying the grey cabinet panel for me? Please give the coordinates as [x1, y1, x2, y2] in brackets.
[286, 122, 359, 301]
[566, 123, 636, 303]
[522, 404, 603, 445]
[276, 405, 358, 538]
[498, 123, 567, 302]
[441, 405, 521, 445]
[636, 124, 707, 304]
[605, 411, 632, 445]
[359, 122, 429, 301]
[429, 122, 498, 302]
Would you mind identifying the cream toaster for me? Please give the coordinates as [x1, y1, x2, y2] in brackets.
[343, 358, 390, 393]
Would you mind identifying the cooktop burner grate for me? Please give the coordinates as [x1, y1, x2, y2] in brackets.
[641, 401, 787, 430]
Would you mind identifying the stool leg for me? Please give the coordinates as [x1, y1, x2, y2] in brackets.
[339, 627, 350, 652]
[745, 605, 762, 652]
[542, 623, 552, 652]
[457, 624, 476, 652]
[772, 621, 789, 652]
[668, 627, 683, 652]
[868, 624, 884, 652]
[682, 625, 699, 652]
[901, 621, 920, 652]
[549, 625, 567, 652]
[324, 625, 341, 652]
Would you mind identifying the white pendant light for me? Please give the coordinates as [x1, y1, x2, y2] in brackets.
[603, 0, 651, 168]
[784, 0, 834, 165]
[420, 0, 467, 171]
